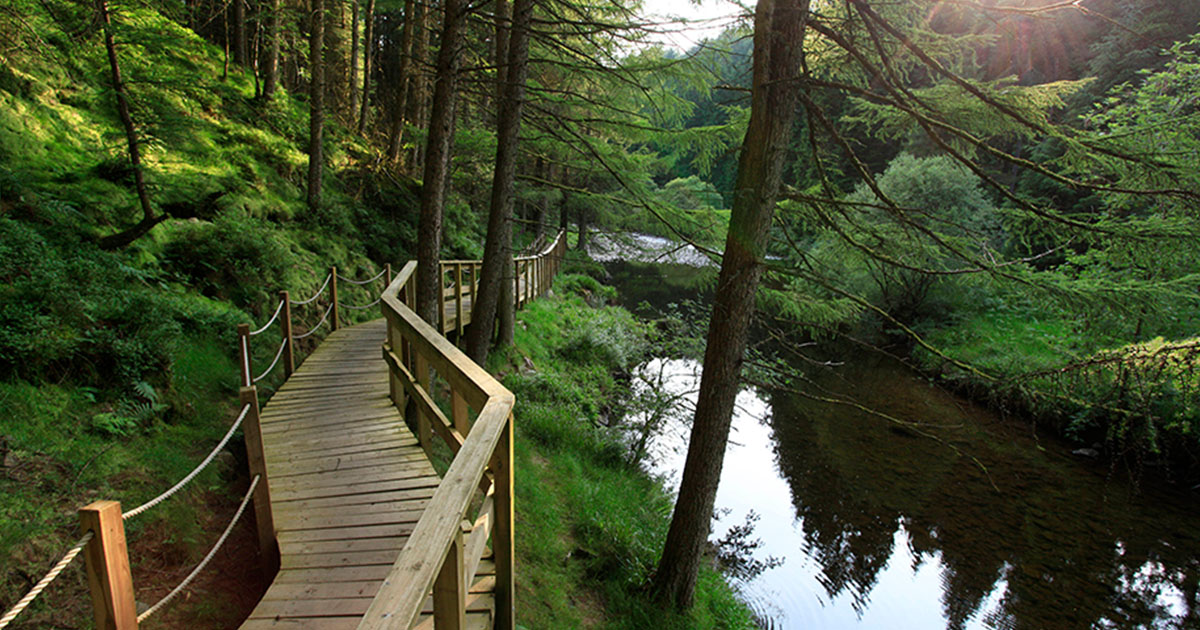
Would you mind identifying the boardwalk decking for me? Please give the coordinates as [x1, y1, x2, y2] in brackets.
[239, 319, 495, 629]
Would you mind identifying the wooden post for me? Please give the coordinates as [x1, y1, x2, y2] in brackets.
[330, 266, 340, 332]
[280, 291, 295, 378]
[451, 389, 469, 437]
[237, 323, 252, 388]
[240, 386, 280, 578]
[454, 263, 464, 341]
[416, 353, 432, 457]
[385, 262, 393, 289]
[493, 414, 515, 630]
[469, 263, 478, 320]
[438, 263, 447, 334]
[432, 529, 466, 630]
[79, 500, 137, 630]
[514, 259, 520, 310]
[399, 284, 412, 372]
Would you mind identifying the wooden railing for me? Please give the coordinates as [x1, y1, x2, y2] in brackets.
[360, 231, 566, 630]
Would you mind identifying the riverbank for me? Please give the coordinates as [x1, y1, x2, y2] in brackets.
[498, 273, 756, 628]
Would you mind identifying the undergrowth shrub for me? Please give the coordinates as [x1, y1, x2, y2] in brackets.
[0, 205, 241, 390]
[161, 210, 295, 310]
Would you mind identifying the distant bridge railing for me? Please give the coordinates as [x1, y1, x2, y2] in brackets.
[360, 230, 566, 630]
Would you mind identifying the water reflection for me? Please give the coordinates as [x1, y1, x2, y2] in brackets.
[636, 356, 1200, 629]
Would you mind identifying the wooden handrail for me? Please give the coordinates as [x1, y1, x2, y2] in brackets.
[360, 230, 566, 629]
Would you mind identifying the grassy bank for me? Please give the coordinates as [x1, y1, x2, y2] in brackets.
[498, 275, 755, 629]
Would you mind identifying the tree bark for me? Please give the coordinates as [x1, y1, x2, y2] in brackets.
[385, 0, 416, 164]
[651, 0, 810, 610]
[357, 0, 375, 134]
[95, 0, 165, 250]
[465, 0, 532, 363]
[261, 0, 281, 99]
[415, 0, 468, 325]
[349, 0, 360, 115]
[307, 0, 325, 213]
[232, 0, 248, 65]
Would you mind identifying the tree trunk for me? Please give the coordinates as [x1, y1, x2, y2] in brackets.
[415, 0, 468, 324]
[307, 0, 325, 213]
[465, 0, 532, 363]
[95, 0, 164, 250]
[349, 0, 359, 116]
[651, 0, 810, 610]
[492, 0, 510, 111]
[408, 0, 430, 170]
[385, 0, 416, 164]
[357, 0, 375, 134]
[261, 0, 280, 98]
[232, 0, 247, 65]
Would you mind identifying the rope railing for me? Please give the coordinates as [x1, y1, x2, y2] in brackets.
[0, 532, 94, 630]
[136, 475, 260, 624]
[291, 301, 334, 340]
[341, 297, 383, 311]
[253, 337, 288, 384]
[336, 267, 388, 286]
[292, 272, 333, 306]
[122, 403, 251, 521]
[4, 258, 397, 629]
[248, 299, 285, 337]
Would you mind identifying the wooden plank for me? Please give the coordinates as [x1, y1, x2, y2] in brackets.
[269, 473, 441, 501]
[276, 522, 417, 546]
[273, 487, 437, 512]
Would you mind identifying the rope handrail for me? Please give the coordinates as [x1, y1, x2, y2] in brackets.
[253, 337, 288, 384]
[136, 475, 260, 623]
[292, 301, 334, 340]
[336, 267, 387, 286]
[341, 297, 382, 311]
[0, 532, 94, 630]
[122, 403, 252, 521]
[248, 299, 285, 337]
[293, 273, 333, 306]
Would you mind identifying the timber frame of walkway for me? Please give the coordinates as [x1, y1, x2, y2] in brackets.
[16, 233, 566, 630]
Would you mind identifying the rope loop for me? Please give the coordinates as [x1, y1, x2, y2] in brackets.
[293, 273, 333, 306]
[248, 299, 285, 337]
[0, 532, 94, 630]
[336, 267, 387, 286]
[253, 338, 288, 383]
[122, 403, 251, 521]
[341, 297, 382, 311]
[136, 475, 260, 623]
[292, 301, 334, 340]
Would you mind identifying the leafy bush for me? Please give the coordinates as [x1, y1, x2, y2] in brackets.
[161, 211, 296, 310]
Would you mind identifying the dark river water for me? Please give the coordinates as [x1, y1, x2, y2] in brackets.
[602, 256, 1200, 630]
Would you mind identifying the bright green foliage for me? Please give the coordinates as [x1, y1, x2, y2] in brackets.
[504, 290, 756, 629]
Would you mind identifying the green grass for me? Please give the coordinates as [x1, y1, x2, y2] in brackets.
[504, 285, 757, 629]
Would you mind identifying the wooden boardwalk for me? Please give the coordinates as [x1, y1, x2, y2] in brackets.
[239, 320, 495, 629]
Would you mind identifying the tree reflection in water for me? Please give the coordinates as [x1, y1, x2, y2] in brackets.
[768, 356, 1200, 630]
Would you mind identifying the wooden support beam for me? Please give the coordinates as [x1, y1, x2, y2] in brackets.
[237, 323, 252, 388]
[493, 414, 515, 630]
[280, 290, 295, 378]
[330, 266, 340, 332]
[241, 386, 280, 578]
[432, 529, 466, 630]
[451, 389, 469, 437]
[79, 500, 137, 630]
[454, 263, 464, 342]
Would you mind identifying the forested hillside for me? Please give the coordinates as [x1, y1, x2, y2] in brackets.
[2, 0, 1200, 626]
